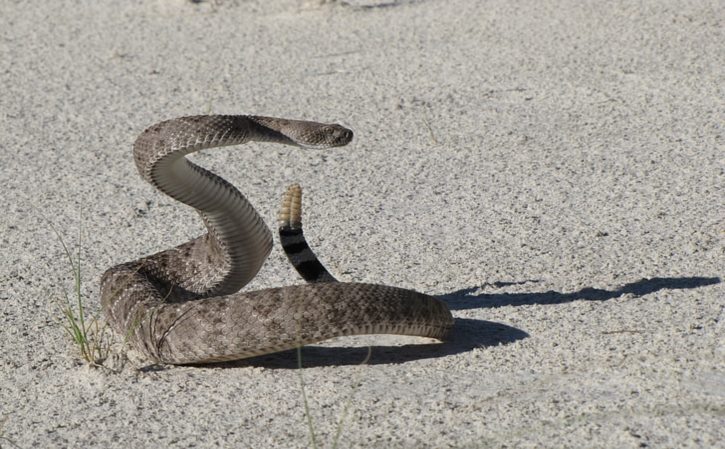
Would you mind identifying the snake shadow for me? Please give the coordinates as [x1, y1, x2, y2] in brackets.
[214, 318, 526, 369]
[204, 275, 719, 369]
[442, 276, 721, 311]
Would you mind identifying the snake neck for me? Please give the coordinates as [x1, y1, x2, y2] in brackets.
[132, 116, 279, 297]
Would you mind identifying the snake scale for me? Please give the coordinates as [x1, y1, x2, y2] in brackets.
[100, 115, 453, 364]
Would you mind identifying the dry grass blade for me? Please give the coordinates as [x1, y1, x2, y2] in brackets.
[296, 342, 372, 449]
[0, 415, 20, 449]
[297, 345, 319, 449]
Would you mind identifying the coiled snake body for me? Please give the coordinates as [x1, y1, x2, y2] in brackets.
[101, 115, 453, 364]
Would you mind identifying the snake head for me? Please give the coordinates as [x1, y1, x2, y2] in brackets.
[249, 116, 353, 149]
[297, 124, 354, 149]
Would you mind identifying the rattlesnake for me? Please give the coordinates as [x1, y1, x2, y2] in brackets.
[100, 115, 453, 364]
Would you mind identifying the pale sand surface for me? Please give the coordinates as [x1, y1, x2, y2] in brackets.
[1, 0, 723, 447]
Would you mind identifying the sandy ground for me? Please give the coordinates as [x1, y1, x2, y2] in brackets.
[1, 0, 723, 447]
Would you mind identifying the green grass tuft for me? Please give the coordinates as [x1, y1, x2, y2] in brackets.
[47, 218, 113, 367]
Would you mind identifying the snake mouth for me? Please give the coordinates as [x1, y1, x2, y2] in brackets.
[300, 141, 349, 150]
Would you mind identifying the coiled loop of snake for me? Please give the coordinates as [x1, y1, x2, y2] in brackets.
[101, 115, 453, 364]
